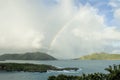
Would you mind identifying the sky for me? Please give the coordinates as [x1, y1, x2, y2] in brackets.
[0, 0, 120, 59]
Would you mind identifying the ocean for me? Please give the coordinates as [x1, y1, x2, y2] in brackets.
[0, 60, 120, 80]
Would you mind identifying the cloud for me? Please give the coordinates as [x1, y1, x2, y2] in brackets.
[0, 0, 120, 59]
[51, 4, 120, 59]
[114, 9, 120, 20]
[109, 0, 120, 21]
[0, 0, 45, 52]
[0, 0, 75, 53]
[109, 0, 120, 27]
[109, 0, 120, 8]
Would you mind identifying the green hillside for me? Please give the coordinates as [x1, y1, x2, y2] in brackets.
[0, 52, 56, 60]
[77, 53, 120, 60]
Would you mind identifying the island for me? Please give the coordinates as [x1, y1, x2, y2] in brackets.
[0, 63, 79, 73]
[0, 52, 57, 61]
[75, 52, 120, 60]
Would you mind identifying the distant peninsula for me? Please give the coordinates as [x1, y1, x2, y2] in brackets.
[75, 52, 120, 60]
[0, 63, 78, 73]
[0, 52, 57, 61]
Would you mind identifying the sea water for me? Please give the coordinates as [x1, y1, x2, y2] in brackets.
[0, 60, 120, 80]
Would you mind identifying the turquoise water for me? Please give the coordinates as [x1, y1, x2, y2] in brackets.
[0, 60, 120, 80]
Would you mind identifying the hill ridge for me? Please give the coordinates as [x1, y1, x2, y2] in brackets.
[0, 52, 57, 60]
[76, 52, 120, 60]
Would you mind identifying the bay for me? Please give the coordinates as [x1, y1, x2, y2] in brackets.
[0, 60, 120, 80]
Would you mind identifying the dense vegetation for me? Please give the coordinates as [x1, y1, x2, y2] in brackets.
[48, 64, 120, 80]
[76, 52, 120, 60]
[0, 63, 78, 72]
[0, 52, 56, 60]
[0, 63, 56, 72]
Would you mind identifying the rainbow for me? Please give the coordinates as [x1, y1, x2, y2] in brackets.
[49, 14, 79, 49]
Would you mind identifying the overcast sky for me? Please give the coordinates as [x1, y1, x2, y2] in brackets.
[0, 0, 120, 59]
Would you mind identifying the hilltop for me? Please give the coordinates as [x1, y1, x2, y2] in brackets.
[0, 52, 56, 60]
[76, 52, 120, 60]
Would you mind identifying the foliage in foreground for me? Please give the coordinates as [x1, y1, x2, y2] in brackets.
[48, 64, 120, 80]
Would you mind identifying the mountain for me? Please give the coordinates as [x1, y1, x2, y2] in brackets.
[0, 52, 57, 60]
[76, 52, 120, 60]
